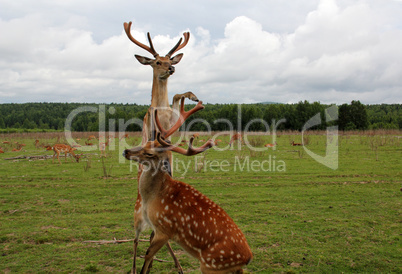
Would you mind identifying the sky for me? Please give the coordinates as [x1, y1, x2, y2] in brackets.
[1, 0, 402, 105]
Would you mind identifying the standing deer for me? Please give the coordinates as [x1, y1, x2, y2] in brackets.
[99, 137, 112, 157]
[124, 21, 199, 273]
[229, 132, 243, 147]
[45, 144, 81, 164]
[123, 100, 252, 273]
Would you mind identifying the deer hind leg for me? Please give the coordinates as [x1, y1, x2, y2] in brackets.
[140, 232, 169, 274]
[173, 91, 199, 104]
[171, 92, 199, 121]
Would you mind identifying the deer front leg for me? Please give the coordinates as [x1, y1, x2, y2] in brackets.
[140, 233, 169, 274]
[57, 153, 62, 165]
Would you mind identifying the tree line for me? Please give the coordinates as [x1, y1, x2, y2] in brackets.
[0, 101, 400, 132]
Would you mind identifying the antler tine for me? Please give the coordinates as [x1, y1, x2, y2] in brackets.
[146, 32, 157, 56]
[185, 136, 215, 155]
[123, 21, 159, 57]
[156, 132, 171, 147]
[157, 133, 214, 156]
[155, 97, 204, 139]
[166, 32, 190, 57]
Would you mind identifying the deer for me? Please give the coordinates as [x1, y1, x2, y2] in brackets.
[264, 142, 277, 148]
[291, 141, 302, 146]
[229, 132, 243, 147]
[12, 143, 25, 152]
[45, 144, 81, 164]
[123, 100, 253, 274]
[87, 135, 96, 141]
[124, 21, 200, 272]
[119, 133, 130, 141]
[99, 137, 112, 157]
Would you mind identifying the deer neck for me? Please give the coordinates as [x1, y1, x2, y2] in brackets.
[151, 75, 170, 108]
[138, 163, 169, 204]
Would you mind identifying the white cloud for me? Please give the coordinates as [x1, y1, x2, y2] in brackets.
[0, 0, 401, 104]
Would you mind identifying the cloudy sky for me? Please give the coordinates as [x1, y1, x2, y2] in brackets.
[1, 0, 401, 105]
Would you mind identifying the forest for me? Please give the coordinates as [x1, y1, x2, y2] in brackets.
[0, 100, 400, 133]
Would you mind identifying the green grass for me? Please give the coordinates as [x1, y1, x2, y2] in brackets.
[0, 131, 401, 273]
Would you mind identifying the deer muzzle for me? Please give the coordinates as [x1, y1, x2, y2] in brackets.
[123, 147, 142, 160]
[168, 65, 175, 75]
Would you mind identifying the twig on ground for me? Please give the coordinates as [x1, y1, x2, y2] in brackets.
[83, 238, 149, 244]
[139, 255, 172, 263]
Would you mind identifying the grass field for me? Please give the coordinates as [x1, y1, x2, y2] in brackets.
[0, 130, 401, 273]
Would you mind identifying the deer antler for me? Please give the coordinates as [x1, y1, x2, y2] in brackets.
[157, 133, 214, 156]
[123, 21, 159, 57]
[155, 96, 213, 155]
[166, 32, 190, 57]
[155, 96, 204, 139]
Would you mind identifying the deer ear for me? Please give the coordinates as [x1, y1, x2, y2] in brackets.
[135, 55, 153, 65]
[170, 53, 183, 65]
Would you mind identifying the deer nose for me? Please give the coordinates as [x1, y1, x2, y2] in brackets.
[168, 66, 175, 74]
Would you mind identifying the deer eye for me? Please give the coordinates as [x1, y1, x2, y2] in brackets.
[156, 61, 161, 66]
[144, 152, 154, 157]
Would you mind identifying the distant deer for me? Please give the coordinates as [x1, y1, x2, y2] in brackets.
[87, 135, 96, 141]
[45, 144, 81, 164]
[119, 133, 130, 141]
[124, 21, 200, 272]
[229, 132, 243, 147]
[291, 141, 302, 146]
[12, 143, 25, 152]
[265, 142, 277, 148]
[99, 137, 112, 157]
[123, 100, 252, 273]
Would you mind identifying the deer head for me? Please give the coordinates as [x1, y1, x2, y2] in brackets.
[124, 21, 190, 80]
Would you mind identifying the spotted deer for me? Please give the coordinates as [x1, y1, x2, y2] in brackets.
[124, 21, 199, 272]
[123, 100, 253, 273]
[45, 144, 81, 164]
